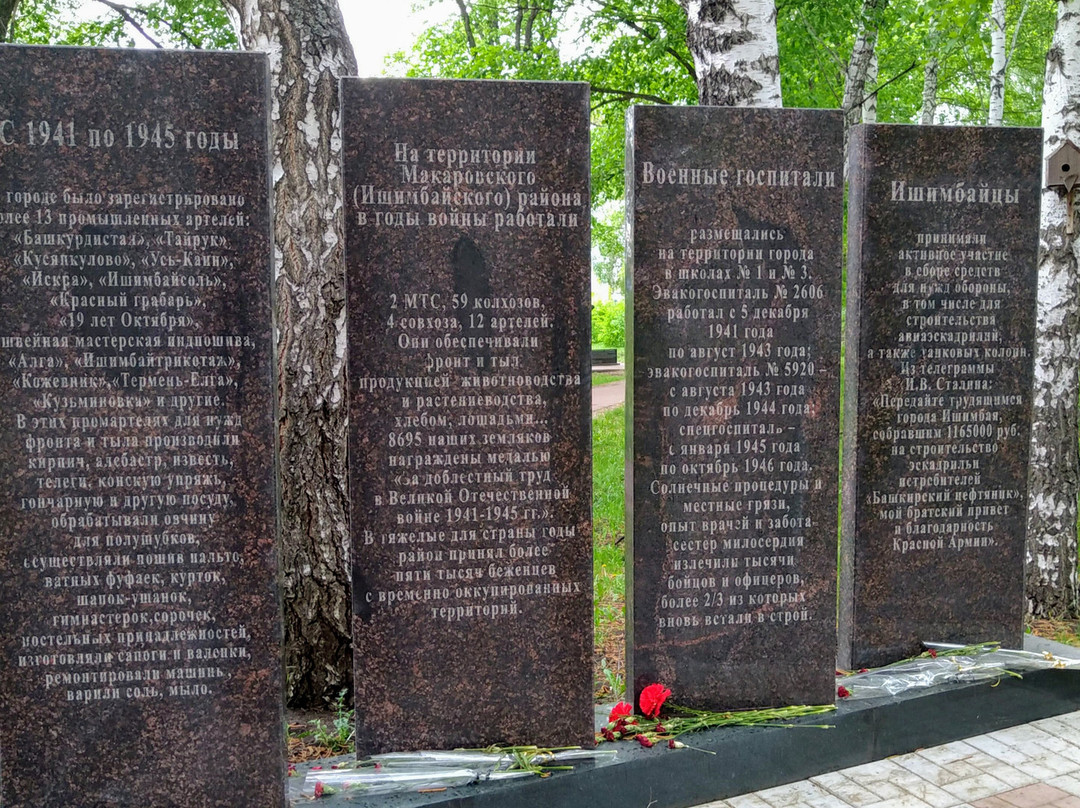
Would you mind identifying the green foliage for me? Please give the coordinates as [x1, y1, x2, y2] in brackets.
[591, 404, 624, 544]
[301, 689, 355, 754]
[591, 299, 625, 351]
[397, 0, 1057, 210]
[10, 0, 236, 49]
[567, 0, 696, 205]
[592, 204, 625, 295]
[778, 0, 1055, 127]
[392, 0, 695, 207]
[597, 656, 624, 698]
[592, 404, 625, 653]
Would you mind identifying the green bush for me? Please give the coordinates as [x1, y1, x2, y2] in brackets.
[592, 300, 625, 351]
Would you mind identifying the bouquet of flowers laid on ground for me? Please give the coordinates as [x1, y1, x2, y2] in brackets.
[835, 641, 1080, 700]
[596, 683, 835, 750]
[302, 745, 617, 798]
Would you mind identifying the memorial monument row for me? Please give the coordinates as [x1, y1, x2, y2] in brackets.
[0, 42, 1049, 803]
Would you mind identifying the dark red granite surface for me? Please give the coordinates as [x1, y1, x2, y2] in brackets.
[840, 124, 1041, 669]
[0, 46, 283, 807]
[626, 106, 843, 710]
[342, 78, 593, 754]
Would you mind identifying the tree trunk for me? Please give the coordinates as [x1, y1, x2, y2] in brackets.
[220, 0, 358, 706]
[841, 0, 886, 133]
[456, 0, 477, 51]
[862, 49, 878, 124]
[1027, 0, 1080, 619]
[0, 0, 20, 41]
[679, 0, 781, 107]
[989, 0, 1006, 125]
[920, 58, 938, 125]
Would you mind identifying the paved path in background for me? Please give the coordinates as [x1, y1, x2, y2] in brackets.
[691, 710, 1080, 808]
[592, 380, 625, 414]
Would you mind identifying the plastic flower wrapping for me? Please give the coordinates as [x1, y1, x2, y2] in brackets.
[836, 641, 1080, 699]
[300, 747, 616, 798]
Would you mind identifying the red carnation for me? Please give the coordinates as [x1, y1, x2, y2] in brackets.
[608, 701, 634, 724]
[314, 782, 324, 798]
[639, 683, 671, 718]
[929, 649, 938, 658]
[837, 685, 851, 699]
[635, 733, 654, 748]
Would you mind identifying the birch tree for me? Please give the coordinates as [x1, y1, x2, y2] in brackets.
[221, 0, 358, 705]
[679, 0, 782, 106]
[841, 0, 888, 133]
[862, 50, 879, 122]
[990, 0, 1008, 123]
[989, 0, 1033, 125]
[1027, 0, 1080, 618]
[920, 58, 938, 123]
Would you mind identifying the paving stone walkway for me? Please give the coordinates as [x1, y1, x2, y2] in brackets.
[693, 710, 1080, 808]
[591, 378, 625, 413]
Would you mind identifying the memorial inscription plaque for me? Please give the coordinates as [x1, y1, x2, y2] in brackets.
[343, 78, 593, 753]
[0, 46, 282, 807]
[627, 106, 843, 709]
[839, 124, 1040, 669]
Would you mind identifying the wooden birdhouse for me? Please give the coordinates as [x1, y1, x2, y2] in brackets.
[1046, 140, 1080, 193]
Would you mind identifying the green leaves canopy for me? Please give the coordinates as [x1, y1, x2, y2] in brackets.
[394, 0, 1055, 209]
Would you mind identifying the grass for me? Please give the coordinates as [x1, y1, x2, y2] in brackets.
[592, 404, 626, 700]
[592, 405, 625, 544]
[591, 371, 625, 388]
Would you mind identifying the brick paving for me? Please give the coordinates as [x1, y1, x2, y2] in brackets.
[693, 710, 1080, 808]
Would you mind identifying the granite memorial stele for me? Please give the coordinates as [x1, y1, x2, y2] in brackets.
[626, 105, 843, 710]
[840, 123, 1040, 669]
[0, 45, 283, 807]
[343, 77, 594, 754]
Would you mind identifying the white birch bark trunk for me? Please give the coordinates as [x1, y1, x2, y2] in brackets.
[679, 0, 781, 107]
[920, 58, 938, 125]
[1027, 0, 1080, 618]
[841, 0, 886, 131]
[220, 0, 358, 705]
[862, 49, 878, 124]
[989, 0, 1007, 126]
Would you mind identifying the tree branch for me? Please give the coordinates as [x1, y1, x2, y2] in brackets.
[853, 59, 918, 109]
[92, 0, 163, 47]
[455, 0, 477, 50]
[525, 3, 539, 50]
[1004, 0, 1031, 72]
[587, 0, 696, 82]
[794, 8, 846, 74]
[590, 85, 673, 107]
